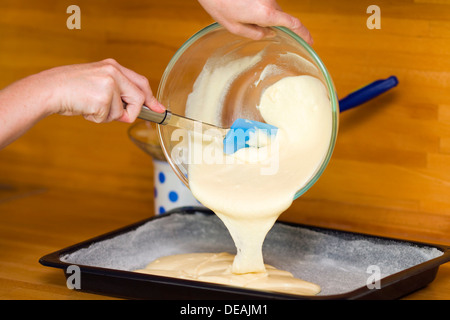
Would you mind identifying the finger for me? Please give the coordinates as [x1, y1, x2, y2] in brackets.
[118, 98, 141, 123]
[227, 22, 274, 40]
[289, 18, 313, 45]
[116, 65, 164, 112]
[106, 90, 126, 123]
[99, 61, 146, 122]
[247, 8, 313, 45]
[268, 11, 313, 45]
[103, 59, 165, 113]
[119, 85, 144, 123]
[144, 94, 165, 114]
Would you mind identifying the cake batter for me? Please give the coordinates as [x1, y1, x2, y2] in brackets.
[135, 252, 321, 296]
[137, 54, 332, 296]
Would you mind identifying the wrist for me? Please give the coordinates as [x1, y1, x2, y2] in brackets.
[0, 71, 59, 148]
[28, 69, 63, 117]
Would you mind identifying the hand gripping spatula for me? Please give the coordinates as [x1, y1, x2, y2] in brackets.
[137, 106, 278, 155]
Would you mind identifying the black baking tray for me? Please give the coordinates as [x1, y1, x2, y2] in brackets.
[39, 207, 450, 300]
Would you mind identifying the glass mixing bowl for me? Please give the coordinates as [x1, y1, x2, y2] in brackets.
[157, 23, 339, 200]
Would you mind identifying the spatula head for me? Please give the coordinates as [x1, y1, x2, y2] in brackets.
[223, 118, 278, 154]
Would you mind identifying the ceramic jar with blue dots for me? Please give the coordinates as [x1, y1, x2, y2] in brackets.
[153, 159, 204, 214]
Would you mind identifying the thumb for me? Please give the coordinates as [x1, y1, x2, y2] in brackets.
[145, 95, 165, 113]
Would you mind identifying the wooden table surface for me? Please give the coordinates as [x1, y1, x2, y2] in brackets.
[0, 0, 449, 300]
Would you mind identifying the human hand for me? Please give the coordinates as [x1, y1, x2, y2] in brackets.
[198, 0, 313, 44]
[45, 59, 164, 123]
[0, 59, 164, 148]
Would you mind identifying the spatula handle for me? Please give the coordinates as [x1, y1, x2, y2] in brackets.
[339, 76, 398, 112]
[138, 106, 171, 124]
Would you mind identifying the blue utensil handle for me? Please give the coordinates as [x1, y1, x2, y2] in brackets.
[339, 76, 398, 112]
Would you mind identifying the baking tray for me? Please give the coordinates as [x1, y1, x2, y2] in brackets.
[40, 207, 450, 300]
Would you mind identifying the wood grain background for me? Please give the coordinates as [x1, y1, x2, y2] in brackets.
[0, 0, 449, 299]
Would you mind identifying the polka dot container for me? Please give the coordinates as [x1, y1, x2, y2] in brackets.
[153, 159, 205, 214]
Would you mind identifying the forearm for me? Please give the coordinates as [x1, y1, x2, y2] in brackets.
[0, 72, 55, 149]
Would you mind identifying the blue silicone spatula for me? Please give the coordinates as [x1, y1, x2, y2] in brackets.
[137, 107, 277, 155]
[222, 118, 278, 154]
